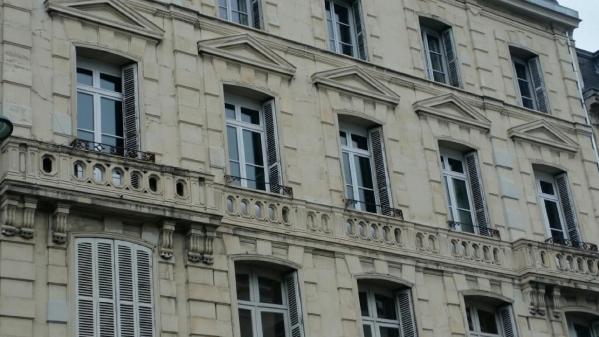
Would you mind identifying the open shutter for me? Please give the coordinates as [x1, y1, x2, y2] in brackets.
[251, 0, 261, 29]
[500, 306, 517, 337]
[368, 127, 393, 216]
[442, 29, 461, 88]
[352, 1, 366, 60]
[97, 240, 116, 337]
[263, 99, 282, 194]
[285, 272, 304, 337]
[464, 152, 490, 236]
[397, 289, 417, 337]
[528, 57, 548, 113]
[555, 173, 581, 244]
[116, 243, 136, 337]
[122, 64, 140, 157]
[136, 248, 154, 337]
[76, 240, 96, 337]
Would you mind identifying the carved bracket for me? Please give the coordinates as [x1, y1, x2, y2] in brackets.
[0, 197, 20, 237]
[523, 282, 546, 316]
[51, 204, 70, 245]
[159, 220, 175, 260]
[0, 196, 37, 239]
[186, 224, 217, 265]
[550, 286, 561, 319]
[20, 198, 37, 239]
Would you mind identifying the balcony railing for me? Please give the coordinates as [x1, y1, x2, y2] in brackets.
[70, 139, 155, 162]
[448, 221, 500, 239]
[544, 237, 599, 252]
[224, 175, 294, 198]
[344, 199, 403, 220]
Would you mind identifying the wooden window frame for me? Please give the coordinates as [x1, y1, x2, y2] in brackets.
[440, 148, 477, 233]
[535, 172, 569, 241]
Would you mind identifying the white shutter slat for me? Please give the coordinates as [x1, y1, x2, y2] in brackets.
[368, 127, 393, 216]
[122, 64, 140, 157]
[285, 272, 304, 337]
[136, 249, 154, 337]
[76, 240, 96, 337]
[397, 289, 417, 337]
[464, 152, 490, 235]
[555, 173, 581, 244]
[442, 29, 460, 88]
[263, 99, 282, 194]
[97, 241, 116, 337]
[117, 243, 136, 337]
[500, 306, 517, 337]
[528, 57, 548, 113]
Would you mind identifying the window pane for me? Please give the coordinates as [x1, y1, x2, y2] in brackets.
[333, 3, 350, 24]
[359, 291, 369, 317]
[243, 130, 264, 165]
[339, 131, 347, 146]
[379, 327, 400, 337]
[77, 68, 93, 86]
[78, 130, 94, 142]
[228, 126, 240, 161]
[241, 107, 260, 125]
[260, 312, 285, 337]
[343, 152, 353, 186]
[236, 273, 250, 301]
[515, 62, 527, 79]
[77, 92, 94, 131]
[258, 277, 283, 305]
[101, 135, 124, 150]
[426, 34, 441, 53]
[375, 293, 397, 320]
[239, 309, 254, 337]
[354, 156, 373, 189]
[574, 324, 593, 337]
[477, 309, 498, 334]
[466, 307, 474, 331]
[339, 24, 353, 45]
[359, 188, 376, 212]
[458, 209, 474, 232]
[433, 70, 447, 84]
[430, 53, 444, 74]
[362, 325, 373, 337]
[522, 97, 534, 109]
[233, 0, 248, 13]
[540, 181, 555, 195]
[447, 158, 463, 173]
[341, 43, 354, 56]
[351, 134, 368, 150]
[233, 12, 249, 25]
[100, 98, 123, 137]
[453, 179, 471, 210]
[225, 104, 236, 120]
[100, 73, 122, 93]
[245, 165, 266, 190]
[544, 200, 563, 231]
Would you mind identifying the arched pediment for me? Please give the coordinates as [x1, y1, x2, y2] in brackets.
[508, 119, 579, 153]
[413, 93, 491, 132]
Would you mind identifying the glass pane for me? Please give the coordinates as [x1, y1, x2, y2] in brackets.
[343, 152, 352, 186]
[77, 130, 94, 142]
[354, 156, 373, 189]
[258, 277, 283, 305]
[544, 200, 563, 230]
[466, 307, 474, 331]
[236, 273, 250, 301]
[374, 293, 397, 320]
[540, 181, 555, 195]
[447, 158, 464, 173]
[77, 68, 93, 86]
[100, 73, 122, 92]
[339, 131, 347, 146]
[426, 34, 441, 53]
[239, 309, 253, 337]
[260, 312, 285, 337]
[359, 291, 369, 317]
[100, 98, 123, 137]
[522, 97, 534, 109]
[518, 79, 532, 99]
[243, 130, 264, 165]
[458, 209, 474, 233]
[101, 135, 123, 150]
[227, 126, 240, 161]
[477, 309, 498, 334]
[341, 43, 354, 56]
[574, 324, 593, 337]
[333, 3, 350, 24]
[225, 104, 236, 120]
[379, 327, 400, 337]
[219, 6, 228, 19]
[359, 188, 376, 212]
[233, 12, 249, 25]
[339, 24, 353, 45]
[351, 134, 368, 150]
[245, 165, 266, 190]
[515, 62, 527, 79]
[430, 53, 445, 74]
[234, 0, 248, 13]
[433, 70, 447, 83]
[362, 325, 373, 337]
[77, 92, 94, 131]
[453, 179, 471, 210]
[241, 107, 260, 125]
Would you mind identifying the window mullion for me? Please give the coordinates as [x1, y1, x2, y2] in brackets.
[94, 94, 102, 144]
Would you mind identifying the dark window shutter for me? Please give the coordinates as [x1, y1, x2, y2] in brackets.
[263, 99, 282, 194]
[76, 240, 96, 337]
[528, 57, 548, 113]
[555, 173, 580, 244]
[500, 305, 517, 337]
[122, 64, 140, 156]
[464, 152, 490, 235]
[442, 29, 461, 88]
[251, 0, 261, 29]
[368, 127, 392, 216]
[97, 241, 116, 337]
[285, 272, 304, 337]
[397, 289, 417, 337]
[352, 1, 367, 60]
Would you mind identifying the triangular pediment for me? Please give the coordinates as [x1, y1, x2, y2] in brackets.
[311, 66, 400, 106]
[508, 120, 579, 152]
[413, 93, 491, 131]
[197, 34, 296, 77]
[45, 0, 164, 41]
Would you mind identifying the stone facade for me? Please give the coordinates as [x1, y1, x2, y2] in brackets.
[1, 0, 599, 337]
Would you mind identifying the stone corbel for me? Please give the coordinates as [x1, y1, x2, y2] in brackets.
[537, 284, 546, 316]
[550, 286, 562, 319]
[159, 220, 175, 260]
[19, 197, 37, 239]
[0, 196, 20, 237]
[186, 223, 217, 265]
[51, 204, 70, 245]
[523, 282, 546, 316]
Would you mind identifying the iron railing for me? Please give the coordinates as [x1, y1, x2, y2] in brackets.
[70, 139, 155, 162]
[344, 199, 403, 219]
[224, 175, 293, 198]
[448, 221, 500, 239]
[544, 237, 599, 252]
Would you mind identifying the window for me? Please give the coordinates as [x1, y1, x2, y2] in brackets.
[225, 90, 282, 193]
[510, 48, 548, 113]
[235, 264, 304, 337]
[420, 19, 460, 87]
[340, 122, 393, 215]
[76, 53, 139, 156]
[75, 238, 154, 337]
[325, 0, 366, 60]
[218, 0, 261, 28]
[567, 316, 599, 337]
[466, 303, 516, 337]
[440, 146, 490, 236]
[358, 282, 417, 337]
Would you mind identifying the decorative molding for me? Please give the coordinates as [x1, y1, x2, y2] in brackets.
[0, 197, 20, 237]
[159, 220, 176, 260]
[186, 223, 217, 265]
[312, 65, 401, 106]
[198, 34, 297, 77]
[44, 0, 164, 41]
[550, 286, 561, 319]
[414, 93, 492, 132]
[51, 204, 70, 245]
[508, 119, 579, 153]
[523, 282, 546, 316]
[19, 197, 37, 240]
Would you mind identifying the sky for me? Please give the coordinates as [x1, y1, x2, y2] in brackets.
[559, 0, 599, 51]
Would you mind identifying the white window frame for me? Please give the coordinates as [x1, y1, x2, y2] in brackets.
[325, 0, 359, 57]
[236, 268, 290, 337]
[536, 173, 568, 241]
[218, 0, 259, 27]
[340, 124, 378, 213]
[568, 317, 599, 337]
[440, 148, 476, 233]
[225, 93, 270, 190]
[466, 304, 502, 337]
[360, 286, 402, 337]
[76, 58, 124, 146]
[421, 27, 449, 84]
[512, 57, 536, 110]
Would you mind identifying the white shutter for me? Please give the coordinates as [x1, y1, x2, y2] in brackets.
[464, 152, 490, 235]
[76, 239, 96, 337]
[263, 99, 282, 194]
[499, 305, 517, 337]
[442, 29, 460, 88]
[352, 1, 366, 60]
[285, 272, 304, 337]
[116, 243, 136, 337]
[555, 173, 581, 244]
[527, 57, 548, 113]
[97, 240, 117, 337]
[122, 64, 140, 157]
[136, 248, 154, 337]
[397, 289, 417, 337]
[368, 127, 393, 216]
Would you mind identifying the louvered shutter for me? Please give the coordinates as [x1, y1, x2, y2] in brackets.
[592, 321, 599, 337]
[122, 64, 140, 158]
[97, 240, 117, 337]
[500, 306, 517, 337]
[352, 1, 366, 60]
[76, 240, 96, 337]
[368, 127, 393, 216]
[251, 0, 261, 29]
[555, 173, 581, 244]
[527, 57, 548, 113]
[285, 272, 304, 337]
[116, 243, 136, 337]
[442, 29, 461, 88]
[263, 99, 282, 194]
[136, 248, 154, 337]
[464, 152, 490, 236]
[397, 289, 417, 337]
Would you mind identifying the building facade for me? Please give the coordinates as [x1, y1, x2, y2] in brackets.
[577, 48, 599, 132]
[1, 0, 599, 337]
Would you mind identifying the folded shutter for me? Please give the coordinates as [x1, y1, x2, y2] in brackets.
[136, 248, 154, 337]
[442, 29, 461, 88]
[97, 240, 117, 337]
[464, 152, 490, 236]
[528, 57, 548, 113]
[251, 0, 261, 29]
[421, 31, 433, 80]
[352, 1, 366, 60]
[500, 305, 517, 337]
[285, 272, 305, 337]
[122, 64, 140, 158]
[555, 173, 581, 244]
[368, 127, 392, 216]
[116, 243, 136, 337]
[76, 239, 96, 337]
[397, 289, 417, 337]
[263, 99, 282, 194]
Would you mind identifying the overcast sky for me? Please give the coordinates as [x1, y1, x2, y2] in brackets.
[559, 0, 599, 51]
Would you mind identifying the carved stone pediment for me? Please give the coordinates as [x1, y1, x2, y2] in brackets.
[198, 34, 296, 77]
[311, 65, 400, 105]
[508, 119, 579, 152]
[413, 93, 491, 131]
[45, 0, 164, 41]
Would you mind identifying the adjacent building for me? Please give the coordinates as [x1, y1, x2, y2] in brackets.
[1, 0, 599, 337]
